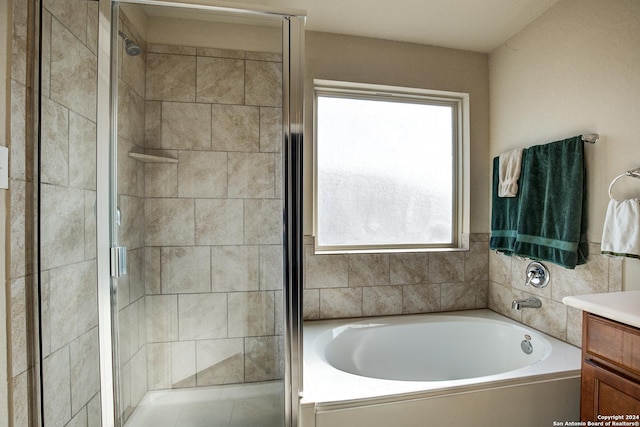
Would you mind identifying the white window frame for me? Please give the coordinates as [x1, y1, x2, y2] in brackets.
[313, 79, 470, 253]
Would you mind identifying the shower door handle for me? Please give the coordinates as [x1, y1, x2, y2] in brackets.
[110, 246, 127, 277]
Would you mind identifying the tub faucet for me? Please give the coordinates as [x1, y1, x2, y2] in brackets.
[512, 297, 542, 310]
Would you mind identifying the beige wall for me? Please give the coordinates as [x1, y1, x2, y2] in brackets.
[304, 31, 490, 236]
[489, 0, 640, 292]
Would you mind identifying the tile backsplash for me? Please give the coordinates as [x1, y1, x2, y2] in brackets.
[303, 234, 490, 319]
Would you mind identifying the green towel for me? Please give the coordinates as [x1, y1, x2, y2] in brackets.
[489, 155, 521, 254]
[513, 136, 588, 269]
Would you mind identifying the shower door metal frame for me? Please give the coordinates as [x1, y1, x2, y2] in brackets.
[94, 2, 306, 427]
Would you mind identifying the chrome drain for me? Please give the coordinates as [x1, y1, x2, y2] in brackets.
[521, 339, 533, 354]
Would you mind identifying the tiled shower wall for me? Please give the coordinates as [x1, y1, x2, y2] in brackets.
[140, 44, 285, 393]
[116, 11, 148, 420]
[9, 0, 102, 425]
[303, 234, 490, 320]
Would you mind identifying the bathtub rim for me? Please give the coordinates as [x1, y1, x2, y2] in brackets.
[301, 309, 581, 407]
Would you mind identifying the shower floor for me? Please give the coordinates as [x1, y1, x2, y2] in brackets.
[124, 381, 284, 427]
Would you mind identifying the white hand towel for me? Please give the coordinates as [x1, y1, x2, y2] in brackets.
[498, 148, 523, 197]
[601, 199, 640, 259]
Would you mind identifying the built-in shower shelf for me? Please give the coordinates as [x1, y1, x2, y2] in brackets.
[128, 152, 178, 163]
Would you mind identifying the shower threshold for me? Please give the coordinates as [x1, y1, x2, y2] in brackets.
[124, 381, 284, 427]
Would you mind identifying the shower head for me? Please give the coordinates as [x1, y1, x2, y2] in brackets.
[118, 31, 142, 56]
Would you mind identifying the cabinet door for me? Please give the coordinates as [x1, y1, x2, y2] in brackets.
[581, 361, 640, 420]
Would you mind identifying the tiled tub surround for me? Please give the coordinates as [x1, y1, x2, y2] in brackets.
[488, 243, 623, 346]
[119, 42, 286, 409]
[303, 234, 490, 320]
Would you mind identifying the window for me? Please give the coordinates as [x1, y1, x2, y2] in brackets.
[313, 80, 469, 252]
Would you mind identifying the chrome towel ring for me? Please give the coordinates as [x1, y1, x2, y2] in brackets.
[608, 168, 640, 199]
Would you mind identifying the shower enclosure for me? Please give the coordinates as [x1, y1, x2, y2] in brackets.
[36, 0, 304, 425]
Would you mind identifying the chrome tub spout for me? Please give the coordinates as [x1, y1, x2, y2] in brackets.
[512, 297, 542, 310]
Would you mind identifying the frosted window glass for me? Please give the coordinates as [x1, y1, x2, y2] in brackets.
[316, 95, 454, 247]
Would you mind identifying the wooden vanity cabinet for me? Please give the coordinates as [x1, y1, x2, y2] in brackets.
[581, 312, 640, 419]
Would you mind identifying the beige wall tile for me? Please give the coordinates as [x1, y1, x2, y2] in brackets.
[178, 151, 227, 198]
[488, 281, 522, 322]
[84, 191, 96, 260]
[429, 252, 464, 283]
[260, 107, 282, 154]
[244, 199, 281, 244]
[121, 49, 146, 99]
[146, 53, 196, 102]
[389, 253, 429, 285]
[305, 245, 348, 289]
[197, 47, 245, 59]
[10, 82, 27, 181]
[130, 348, 147, 406]
[363, 286, 402, 316]
[566, 306, 583, 347]
[161, 102, 211, 150]
[349, 254, 390, 287]
[145, 198, 195, 246]
[11, 0, 28, 86]
[145, 247, 161, 295]
[245, 336, 283, 382]
[441, 282, 477, 311]
[69, 111, 97, 190]
[489, 250, 512, 286]
[171, 341, 196, 388]
[402, 284, 440, 314]
[145, 100, 161, 147]
[302, 289, 319, 320]
[259, 245, 283, 291]
[10, 278, 26, 377]
[117, 138, 143, 197]
[118, 79, 145, 146]
[145, 163, 177, 198]
[196, 57, 244, 104]
[246, 52, 282, 62]
[161, 247, 211, 294]
[521, 295, 567, 341]
[50, 19, 96, 120]
[49, 260, 97, 350]
[245, 60, 282, 107]
[69, 328, 99, 414]
[43, 346, 72, 426]
[465, 241, 489, 281]
[40, 96, 69, 186]
[228, 152, 275, 198]
[228, 292, 275, 337]
[195, 199, 243, 245]
[211, 104, 260, 152]
[549, 250, 609, 302]
[119, 195, 145, 250]
[148, 44, 196, 55]
[145, 295, 178, 343]
[178, 294, 227, 340]
[196, 339, 244, 386]
[11, 371, 29, 427]
[211, 246, 259, 292]
[44, 0, 87, 43]
[9, 179, 26, 278]
[147, 343, 171, 390]
[319, 288, 362, 319]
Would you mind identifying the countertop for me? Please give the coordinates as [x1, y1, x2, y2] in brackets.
[562, 290, 640, 329]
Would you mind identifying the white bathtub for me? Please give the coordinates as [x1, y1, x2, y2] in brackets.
[301, 309, 582, 427]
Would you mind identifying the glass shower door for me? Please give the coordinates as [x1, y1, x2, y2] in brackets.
[107, 2, 304, 426]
